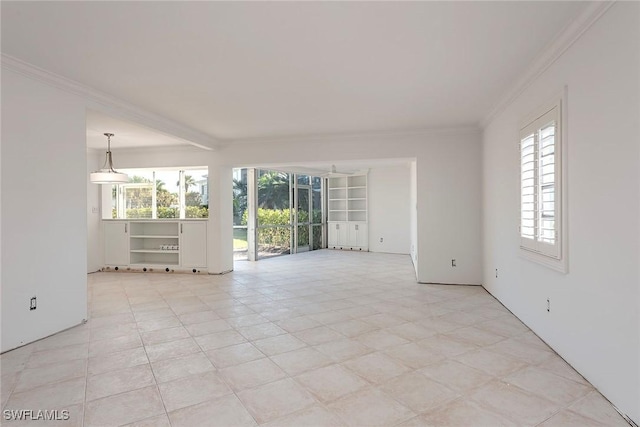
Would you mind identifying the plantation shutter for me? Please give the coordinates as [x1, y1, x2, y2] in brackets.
[520, 105, 561, 259]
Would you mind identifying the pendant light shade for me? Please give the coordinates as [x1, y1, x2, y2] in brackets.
[90, 133, 129, 184]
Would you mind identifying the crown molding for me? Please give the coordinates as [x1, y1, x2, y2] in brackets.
[1, 53, 220, 151]
[220, 124, 481, 147]
[480, 1, 615, 129]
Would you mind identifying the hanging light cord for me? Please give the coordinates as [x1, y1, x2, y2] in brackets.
[102, 132, 118, 172]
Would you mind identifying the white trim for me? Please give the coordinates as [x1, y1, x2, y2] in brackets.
[481, 2, 614, 128]
[1, 53, 220, 151]
[518, 87, 569, 273]
[220, 125, 481, 146]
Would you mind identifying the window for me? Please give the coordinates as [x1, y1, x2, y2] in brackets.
[520, 97, 565, 268]
[108, 167, 208, 219]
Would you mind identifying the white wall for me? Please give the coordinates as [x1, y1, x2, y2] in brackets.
[87, 149, 103, 272]
[368, 164, 410, 254]
[102, 146, 233, 274]
[1, 70, 88, 352]
[221, 130, 482, 285]
[482, 3, 639, 423]
[409, 161, 418, 273]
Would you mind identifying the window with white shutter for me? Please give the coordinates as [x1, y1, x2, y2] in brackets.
[519, 98, 564, 265]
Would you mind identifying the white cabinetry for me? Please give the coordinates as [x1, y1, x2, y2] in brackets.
[328, 175, 368, 251]
[104, 222, 129, 266]
[180, 222, 207, 268]
[129, 221, 180, 267]
[102, 220, 207, 272]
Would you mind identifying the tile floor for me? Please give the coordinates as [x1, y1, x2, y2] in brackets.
[1, 250, 631, 426]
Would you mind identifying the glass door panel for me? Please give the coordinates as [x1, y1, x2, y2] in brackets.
[296, 186, 311, 252]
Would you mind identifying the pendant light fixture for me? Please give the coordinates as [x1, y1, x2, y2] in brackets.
[90, 133, 129, 184]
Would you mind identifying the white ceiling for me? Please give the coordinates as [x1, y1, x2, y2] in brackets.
[2, 1, 588, 144]
[86, 110, 193, 149]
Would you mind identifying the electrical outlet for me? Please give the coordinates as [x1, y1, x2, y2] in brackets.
[379, 237, 383, 243]
[92, 206, 98, 214]
[451, 259, 456, 267]
[495, 268, 498, 278]
[547, 298, 550, 312]
[30, 296, 37, 311]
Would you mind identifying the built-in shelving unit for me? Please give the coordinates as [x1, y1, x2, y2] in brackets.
[129, 222, 180, 266]
[327, 175, 368, 251]
[103, 220, 207, 272]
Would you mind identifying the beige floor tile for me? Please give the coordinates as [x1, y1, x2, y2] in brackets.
[537, 356, 590, 385]
[343, 352, 410, 384]
[455, 349, 528, 377]
[475, 317, 529, 337]
[89, 322, 137, 341]
[140, 326, 190, 346]
[1, 373, 17, 408]
[328, 388, 415, 427]
[488, 338, 555, 364]
[177, 310, 221, 325]
[145, 337, 201, 362]
[418, 359, 493, 393]
[270, 347, 332, 376]
[26, 344, 89, 369]
[34, 330, 89, 352]
[504, 366, 592, 405]
[328, 319, 378, 337]
[417, 334, 478, 357]
[158, 371, 232, 412]
[206, 342, 265, 368]
[385, 322, 437, 341]
[4, 252, 626, 427]
[381, 372, 459, 413]
[6, 377, 85, 410]
[314, 339, 374, 362]
[309, 310, 353, 325]
[419, 397, 519, 427]
[184, 319, 232, 336]
[236, 322, 287, 341]
[133, 308, 175, 322]
[85, 385, 165, 426]
[86, 364, 155, 401]
[469, 381, 561, 425]
[136, 316, 182, 333]
[252, 334, 307, 356]
[538, 409, 609, 426]
[276, 316, 323, 333]
[194, 329, 247, 351]
[295, 364, 369, 403]
[445, 326, 507, 346]
[361, 313, 407, 328]
[384, 342, 445, 369]
[237, 377, 317, 424]
[122, 414, 172, 427]
[293, 326, 345, 346]
[151, 352, 214, 383]
[568, 391, 630, 426]
[13, 359, 86, 393]
[261, 405, 346, 427]
[354, 329, 409, 350]
[225, 313, 270, 328]
[88, 346, 149, 376]
[220, 357, 287, 391]
[89, 334, 143, 357]
[168, 394, 257, 427]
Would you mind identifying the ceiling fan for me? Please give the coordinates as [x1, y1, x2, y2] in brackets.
[321, 164, 368, 177]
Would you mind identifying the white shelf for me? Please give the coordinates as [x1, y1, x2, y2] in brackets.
[327, 174, 368, 250]
[130, 249, 179, 254]
[131, 235, 178, 239]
